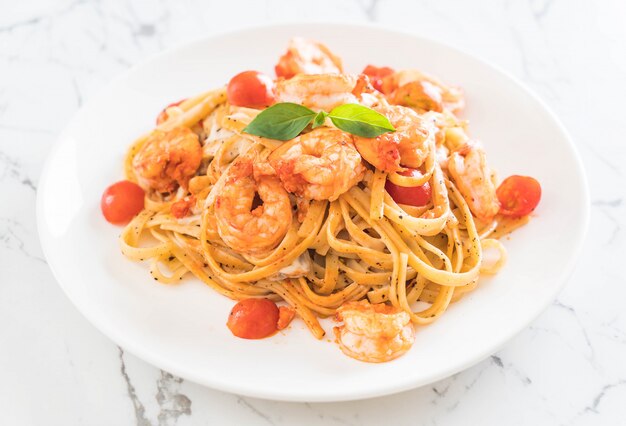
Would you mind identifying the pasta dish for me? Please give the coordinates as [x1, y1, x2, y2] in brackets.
[101, 38, 541, 363]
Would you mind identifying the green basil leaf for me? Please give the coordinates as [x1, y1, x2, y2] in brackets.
[243, 103, 316, 141]
[328, 104, 395, 138]
[312, 111, 329, 129]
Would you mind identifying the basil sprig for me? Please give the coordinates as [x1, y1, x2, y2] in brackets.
[243, 103, 395, 141]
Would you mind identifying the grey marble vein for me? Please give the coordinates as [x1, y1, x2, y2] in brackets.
[582, 143, 622, 176]
[155, 371, 192, 426]
[592, 199, 623, 208]
[596, 207, 621, 246]
[0, 0, 90, 34]
[0, 218, 45, 263]
[0, 16, 44, 34]
[71, 77, 83, 107]
[118, 347, 192, 426]
[357, 0, 380, 22]
[529, 0, 555, 21]
[585, 379, 626, 414]
[119, 347, 152, 426]
[0, 151, 38, 192]
[237, 396, 275, 425]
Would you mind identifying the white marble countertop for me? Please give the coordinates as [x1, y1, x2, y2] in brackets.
[1, 0, 625, 425]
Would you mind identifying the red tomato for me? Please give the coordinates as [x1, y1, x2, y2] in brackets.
[275, 62, 293, 79]
[156, 99, 186, 125]
[227, 298, 279, 339]
[497, 175, 542, 217]
[362, 64, 395, 92]
[277, 306, 296, 330]
[385, 169, 432, 207]
[227, 71, 275, 108]
[101, 180, 145, 224]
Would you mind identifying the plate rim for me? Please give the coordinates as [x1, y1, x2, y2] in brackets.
[36, 22, 590, 402]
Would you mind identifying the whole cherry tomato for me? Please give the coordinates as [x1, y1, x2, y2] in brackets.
[101, 180, 145, 224]
[227, 298, 280, 339]
[227, 71, 275, 108]
[497, 175, 542, 217]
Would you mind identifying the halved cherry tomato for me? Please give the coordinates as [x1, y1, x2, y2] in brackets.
[227, 298, 279, 339]
[101, 180, 145, 224]
[385, 168, 432, 207]
[156, 99, 186, 125]
[277, 306, 296, 330]
[362, 65, 395, 93]
[227, 71, 275, 108]
[496, 175, 541, 217]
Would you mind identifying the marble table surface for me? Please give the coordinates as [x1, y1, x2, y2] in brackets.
[2, 0, 625, 425]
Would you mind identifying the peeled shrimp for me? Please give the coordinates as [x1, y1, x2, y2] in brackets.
[132, 126, 202, 193]
[447, 142, 500, 221]
[214, 157, 292, 254]
[383, 70, 465, 113]
[275, 37, 343, 78]
[274, 73, 361, 112]
[269, 128, 365, 201]
[334, 300, 415, 363]
[353, 105, 433, 173]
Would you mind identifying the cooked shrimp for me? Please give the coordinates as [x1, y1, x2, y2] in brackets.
[334, 300, 415, 363]
[383, 70, 465, 113]
[132, 127, 202, 193]
[390, 80, 443, 112]
[274, 73, 360, 112]
[353, 105, 433, 173]
[447, 142, 500, 221]
[214, 157, 292, 254]
[269, 128, 366, 201]
[275, 37, 343, 78]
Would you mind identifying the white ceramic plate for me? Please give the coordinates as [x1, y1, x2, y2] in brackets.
[37, 24, 589, 402]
